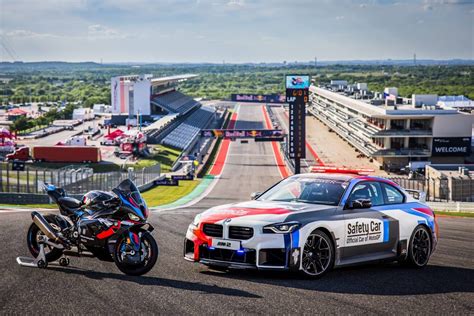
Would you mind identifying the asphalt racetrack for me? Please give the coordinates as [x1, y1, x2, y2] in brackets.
[0, 103, 473, 315]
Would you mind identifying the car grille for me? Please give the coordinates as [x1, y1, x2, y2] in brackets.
[202, 223, 223, 237]
[200, 246, 256, 265]
[228, 226, 254, 240]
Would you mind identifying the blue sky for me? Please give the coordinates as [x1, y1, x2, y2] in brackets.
[0, 0, 473, 62]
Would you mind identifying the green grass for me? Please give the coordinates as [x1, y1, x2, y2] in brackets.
[130, 145, 181, 172]
[0, 179, 200, 208]
[18, 125, 49, 135]
[0, 203, 57, 209]
[141, 179, 200, 207]
[435, 211, 474, 218]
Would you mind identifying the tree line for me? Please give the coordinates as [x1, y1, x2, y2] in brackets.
[1, 63, 473, 107]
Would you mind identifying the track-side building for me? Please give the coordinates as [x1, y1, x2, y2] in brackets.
[308, 84, 473, 169]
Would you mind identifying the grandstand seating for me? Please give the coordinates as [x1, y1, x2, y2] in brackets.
[151, 91, 199, 115]
[161, 106, 215, 150]
[143, 114, 180, 144]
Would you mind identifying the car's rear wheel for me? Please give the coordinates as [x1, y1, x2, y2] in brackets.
[403, 225, 432, 268]
[300, 229, 334, 278]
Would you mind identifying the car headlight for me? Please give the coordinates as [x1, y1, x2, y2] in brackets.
[191, 214, 202, 228]
[128, 213, 140, 221]
[263, 221, 301, 234]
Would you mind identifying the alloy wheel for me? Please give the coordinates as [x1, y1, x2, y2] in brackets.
[302, 232, 332, 276]
[412, 228, 431, 266]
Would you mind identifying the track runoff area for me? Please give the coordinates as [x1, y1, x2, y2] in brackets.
[1, 102, 473, 314]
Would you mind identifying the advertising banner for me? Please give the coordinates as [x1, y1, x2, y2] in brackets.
[231, 94, 286, 104]
[432, 137, 471, 156]
[171, 174, 194, 181]
[153, 177, 179, 186]
[201, 129, 284, 139]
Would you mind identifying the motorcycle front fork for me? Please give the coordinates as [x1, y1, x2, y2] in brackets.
[121, 231, 141, 255]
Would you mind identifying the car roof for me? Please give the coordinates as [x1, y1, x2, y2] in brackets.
[291, 172, 358, 182]
[291, 173, 400, 187]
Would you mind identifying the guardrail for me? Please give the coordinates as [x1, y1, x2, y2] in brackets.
[428, 201, 474, 213]
[390, 176, 474, 203]
[0, 163, 161, 195]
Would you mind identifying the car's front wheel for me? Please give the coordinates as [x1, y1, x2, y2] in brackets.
[300, 229, 334, 278]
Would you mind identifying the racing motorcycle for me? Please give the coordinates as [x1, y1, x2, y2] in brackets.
[23, 179, 158, 276]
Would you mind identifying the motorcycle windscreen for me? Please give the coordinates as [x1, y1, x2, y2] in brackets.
[114, 179, 149, 219]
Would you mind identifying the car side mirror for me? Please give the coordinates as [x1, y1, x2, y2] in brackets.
[347, 199, 372, 209]
[250, 192, 262, 200]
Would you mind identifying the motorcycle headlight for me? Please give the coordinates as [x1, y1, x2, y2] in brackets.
[129, 213, 140, 221]
[263, 221, 301, 234]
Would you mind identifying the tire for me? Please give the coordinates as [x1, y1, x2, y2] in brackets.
[27, 221, 63, 263]
[401, 225, 432, 268]
[113, 232, 158, 276]
[300, 229, 334, 278]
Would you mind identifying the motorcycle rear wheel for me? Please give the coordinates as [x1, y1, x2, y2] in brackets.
[113, 232, 158, 276]
[27, 220, 63, 262]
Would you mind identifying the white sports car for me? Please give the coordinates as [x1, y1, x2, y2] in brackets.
[184, 169, 438, 278]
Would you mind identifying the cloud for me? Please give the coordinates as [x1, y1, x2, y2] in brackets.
[435, 0, 473, 4]
[4, 29, 59, 38]
[422, 0, 473, 7]
[87, 24, 125, 39]
[227, 0, 245, 7]
[1, 0, 472, 62]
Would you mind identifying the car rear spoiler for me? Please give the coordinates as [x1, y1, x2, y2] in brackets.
[404, 189, 427, 203]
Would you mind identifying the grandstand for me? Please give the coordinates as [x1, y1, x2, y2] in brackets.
[161, 106, 216, 150]
[143, 114, 179, 142]
[111, 73, 216, 153]
[151, 91, 199, 115]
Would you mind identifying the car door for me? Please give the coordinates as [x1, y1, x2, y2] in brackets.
[340, 181, 399, 265]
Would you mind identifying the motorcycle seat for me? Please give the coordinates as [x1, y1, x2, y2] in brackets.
[58, 197, 82, 215]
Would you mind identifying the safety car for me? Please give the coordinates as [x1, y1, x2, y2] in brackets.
[184, 167, 438, 278]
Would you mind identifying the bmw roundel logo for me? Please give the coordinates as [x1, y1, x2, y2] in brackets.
[224, 218, 232, 224]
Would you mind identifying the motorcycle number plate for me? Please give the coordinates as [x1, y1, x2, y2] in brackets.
[211, 239, 240, 250]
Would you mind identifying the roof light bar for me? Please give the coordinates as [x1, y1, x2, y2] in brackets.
[310, 166, 374, 175]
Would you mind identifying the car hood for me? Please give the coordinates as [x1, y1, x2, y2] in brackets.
[197, 200, 336, 226]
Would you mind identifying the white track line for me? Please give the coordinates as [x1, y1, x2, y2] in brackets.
[152, 104, 242, 213]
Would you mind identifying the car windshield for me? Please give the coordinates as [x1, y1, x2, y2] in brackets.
[257, 177, 347, 206]
[113, 179, 146, 208]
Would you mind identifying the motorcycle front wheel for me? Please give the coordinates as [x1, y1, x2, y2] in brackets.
[113, 231, 158, 276]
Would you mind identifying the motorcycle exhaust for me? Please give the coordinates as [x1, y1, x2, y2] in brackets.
[31, 212, 63, 244]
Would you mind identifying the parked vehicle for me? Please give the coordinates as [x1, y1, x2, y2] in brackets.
[6, 146, 101, 163]
[184, 167, 437, 278]
[21, 179, 158, 275]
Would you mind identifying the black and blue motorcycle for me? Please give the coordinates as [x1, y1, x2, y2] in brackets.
[20, 179, 158, 276]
